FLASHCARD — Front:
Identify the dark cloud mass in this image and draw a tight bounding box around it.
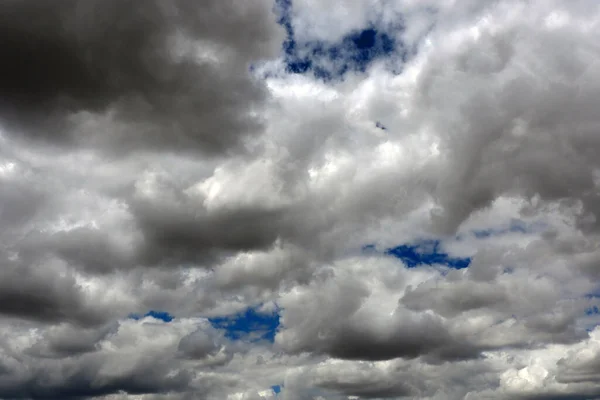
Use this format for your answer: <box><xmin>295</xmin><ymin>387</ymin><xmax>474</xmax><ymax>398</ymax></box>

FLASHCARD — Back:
<box><xmin>2</xmin><ymin>0</ymin><xmax>600</xmax><ymax>399</ymax></box>
<box><xmin>0</xmin><ymin>252</ymin><xmax>110</xmax><ymax>327</ymax></box>
<box><xmin>0</xmin><ymin>0</ymin><xmax>284</xmax><ymax>154</ymax></box>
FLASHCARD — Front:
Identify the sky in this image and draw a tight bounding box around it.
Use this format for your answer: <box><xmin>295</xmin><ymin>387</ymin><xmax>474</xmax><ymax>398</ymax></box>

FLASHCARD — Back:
<box><xmin>1</xmin><ymin>0</ymin><xmax>600</xmax><ymax>399</ymax></box>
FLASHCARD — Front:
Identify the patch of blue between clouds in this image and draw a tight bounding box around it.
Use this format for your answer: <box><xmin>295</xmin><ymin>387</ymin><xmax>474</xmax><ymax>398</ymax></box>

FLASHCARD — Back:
<box><xmin>209</xmin><ymin>306</ymin><xmax>280</xmax><ymax>343</ymax></box>
<box><xmin>271</xmin><ymin>385</ymin><xmax>282</xmax><ymax>394</ymax></box>
<box><xmin>586</xmin><ymin>306</ymin><xmax>600</xmax><ymax>316</ymax></box>
<box><xmin>385</xmin><ymin>240</ymin><xmax>471</xmax><ymax>269</ymax></box>
<box><xmin>364</xmin><ymin>241</ymin><xmax>471</xmax><ymax>269</ymax></box>
<box><xmin>274</xmin><ymin>0</ymin><xmax>403</xmax><ymax>80</ymax></box>
<box><xmin>129</xmin><ymin>310</ymin><xmax>174</xmax><ymax>323</ymax></box>
<box><xmin>365</xmin><ymin>221</ymin><xmax>547</xmax><ymax>269</ymax></box>
<box><xmin>585</xmin><ymin>293</ymin><xmax>600</xmax><ymax>316</ymax></box>
<box><xmin>584</xmin><ymin>304</ymin><xmax>600</xmax><ymax>332</ymax></box>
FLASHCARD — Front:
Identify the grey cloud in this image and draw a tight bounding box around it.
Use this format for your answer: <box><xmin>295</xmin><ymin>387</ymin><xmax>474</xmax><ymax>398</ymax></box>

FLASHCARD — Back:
<box><xmin>130</xmin><ymin>197</ymin><xmax>285</xmax><ymax>267</ymax></box>
<box><xmin>289</xmin><ymin>357</ymin><xmax>502</xmax><ymax>400</ymax></box>
<box><xmin>2</xmin><ymin>0</ymin><xmax>600</xmax><ymax>399</ymax></box>
<box><xmin>524</xmin><ymin>310</ymin><xmax>582</xmax><ymax>343</ymax></box>
<box><xmin>212</xmin><ymin>245</ymin><xmax>313</xmax><ymax>292</ymax></box>
<box><xmin>0</xmin><ymin>254</ymin><xmax>109</xmax><ymax>327</ymax></box>
<box><xmin>0</xmin><ymin>360</ymin><xmax>192</xmax><ymax>400</ymax></box>
<box><xmin>22</xmin><ymin>227</ymin><xmax>135</xmax><ymax>275</ymax></box>
<box><xmin>0</xmin><ymin>0</ymin><xmax>284</xmax><ymax>155</ymax></box>
<box><xmin>401</xmin><ymin>280</ymin><xmax>509</xmax><ymax>318</ymax></box>
<box><xmin>0</xmin><ymin>318</ymin><xmax>242</xmax><ymax>399</ymax></box>
<box><xmin>12</xmin><ymin>169</ymin><xmax>291</xmax><ymax>276</ymax></box>
<box><xmin>556</xmin><ymin>347</ymin><xmax>600</xmax><ymax>386</ymax></box>
<box><xmin>402</xmin><ymin>264</ymin><xmax>588</xmax><ymax>348</ymax></box>
<box><xmin>418</xmin><ymin>7</ymin><xmax>600</xmax><ymax>234</ymax></box>
<box><xmin>178</xmin><ymin>330</ymin><xmax>220</xmax><ymax>360</ymax></box>
<box><xmin>316</xmin><ymin>376</ymin><xmax>414</xmax><ymax>399</ymax></box>
<box><xmin>176</xmin><ymin>328</ymin><xmax>234</xmax><ymax>367</ymax></box>
<box><xmin>26</xmin><ymin>323</ymin><xmax>118</xmax><ymax>358</ymax></box>
<box><xmin>276</xmin><ymin>273</ymin><xmax>480</xmax><ymax>362</ymax></box>
<box><xmin>0</xmin><ymin>175</ymin><xmax>46</xmax><ymax>230</ymax></box>
<box><xmin>328</xmin><ymin>312</ymin><xmax>480</xmax><ymax>363</ymax></box>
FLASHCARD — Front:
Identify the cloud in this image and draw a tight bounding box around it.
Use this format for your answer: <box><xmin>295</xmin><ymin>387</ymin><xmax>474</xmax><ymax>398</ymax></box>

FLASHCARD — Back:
<box><xmin>1</xmin><ymin>0</ymin><xmax>600</xmax><ymax>399</ymax></box>
<box><xmin>0</xmin><ymin>318</ymin><xmax>197</xmax><ymax>398</ymax></box>
<box><xmin>274</xmin><ymin>258</ymin><xmax>481</xmax><ymax>362</ymax></box>
<box><xmin>0</xmin><ymin>253</ymin><xmax>110</xmax><ymax>327</ymax></box>
<box><xmin>0</xmin><ymin>0</ymin><xmax>284</xmax><ymax>155</ymax></box>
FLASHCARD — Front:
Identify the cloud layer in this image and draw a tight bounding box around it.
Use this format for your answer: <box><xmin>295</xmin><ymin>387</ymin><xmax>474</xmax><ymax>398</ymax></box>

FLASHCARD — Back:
<box><xmin>1</xmin><ymin>0</ymin><xmax>600</xmax><ymax>399</ymax></box>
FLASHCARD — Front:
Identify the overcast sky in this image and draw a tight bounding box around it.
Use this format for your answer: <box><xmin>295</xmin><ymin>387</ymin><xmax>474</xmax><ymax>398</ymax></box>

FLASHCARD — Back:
<box><xmin>1</xmin><ymin>0</ymin><xmax>600</xmax><ymax>399</ymax></box>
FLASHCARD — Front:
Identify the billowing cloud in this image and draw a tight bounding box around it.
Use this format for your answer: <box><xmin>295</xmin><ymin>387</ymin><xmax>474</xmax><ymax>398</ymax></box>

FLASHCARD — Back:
<box><xmin>0</xmin><ymin>0</ymin><xmax>284</xmax><ymax>154</ymax></box>
<box><xmin>1</xmin><ymin>0</ymin><xmax>600</xmax><ymax>399</ymax></box>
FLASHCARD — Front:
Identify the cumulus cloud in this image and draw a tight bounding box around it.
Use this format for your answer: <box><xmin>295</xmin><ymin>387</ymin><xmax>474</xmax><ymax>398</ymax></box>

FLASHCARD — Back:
<box><xmin>2</xmin><ymin>0</ymin><xmax>600</xmax><ymax>399</ymax></box>
<box><xmin>0</xmin><ymin>0</ymin><xmax>284</xmax><ymax>154</ymax></box>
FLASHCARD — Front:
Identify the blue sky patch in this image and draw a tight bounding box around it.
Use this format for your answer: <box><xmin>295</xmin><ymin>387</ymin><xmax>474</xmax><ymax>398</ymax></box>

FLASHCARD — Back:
<box><xmin>586</xmin><ymin>306</ymin><xmax>600</xmax><ymax>316</ymax></box>
<box><xmin>275</xmin><ymin>0</ymin><xmax>402</xmax><ymax>80</ymax></box>
<box><xmin>129</xmin><ymin>310</ymin><xmax>174</xmax><ymax>323</ymax></box>
<box><xmin>209</xmin><ymin>306</ymin><xmax>280</xmax><ymax>342</ymax></box>
<box><xmin>584</xmin><ymin>302</ymin><xmax>600</xmax><ymax>332</ymax></box>
<box><xmin>272</xmin><ymin>385</ymin><xmax>282</xmax><ymax>394</ymax></box>
<box><xmin>384</xmin><ymin>240</ymin><xmax>471</xmax><ymax>269</ymax></box>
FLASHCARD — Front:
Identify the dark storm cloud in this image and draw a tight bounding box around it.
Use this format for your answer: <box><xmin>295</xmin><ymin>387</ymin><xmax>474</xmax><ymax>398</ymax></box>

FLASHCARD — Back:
<box><xmin>26</xmin><ymin>323</ymin><xmax>118</xmax><ymax>358</ymax></box>
<box><xmin>21</xmin><ymin>227</ymin><xmax>134</xmax><ymax>274</ymax></box>
<box><xmin>0</xmin><ymin>0</ymin><xmax>284</xmax><ymax>154</ymax></box>
<box><xmin>317</xmin><ymin>377</ymin><xmax>414</xmax><ymax>399</ymax></box>
<box><xmin>130</xmin><ymin>197</ymin><xmax>286</xmax><ymax>267</ymax></box>
<box><xmin>0</xmin><ymin>359</ymin><xmax>192</xmax><ymax>400</ymax></box>
<box><xmin>321</xmin><ymin>313</ymin><xmax>480</xmax><ymax>362</ymax></box>
<box><xmin>0</xmin><ymin>253</ymin><xmax>109</xmax><ymax>326</ymax></box>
